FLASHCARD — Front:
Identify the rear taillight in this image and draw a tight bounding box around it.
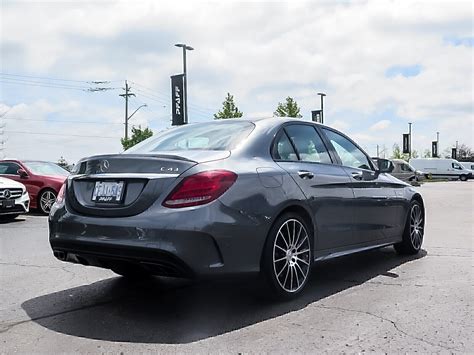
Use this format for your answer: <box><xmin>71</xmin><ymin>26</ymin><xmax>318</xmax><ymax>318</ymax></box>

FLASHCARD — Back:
<box><xmin>56</xmin><ymin>182</ymin><xmax>66</xmax><ymax>205</ymax></box>
<box><xmin>163</xmin><ymin>170</ymin><xmax>237</xmax><ymax>208</ymax></box>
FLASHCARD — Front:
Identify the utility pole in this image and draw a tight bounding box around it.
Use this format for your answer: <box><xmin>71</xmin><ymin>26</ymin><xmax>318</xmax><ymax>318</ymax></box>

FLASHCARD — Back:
<box><xmin>119</xmin><ymin>80</ymin><xmax>135</xmax><ymax>140</ymax></box>
<box><xmin>408</xmin><ymin>122</ymin><xmax>412</xmax><ymax>159</ymax></box>
<box><xmin>317</xmin><ymin>92</ymin><xmax>326</xmax><ymax>124</ymax></box>
<box><xmin>376</xmin><ymin>144</ymin><xmax>379</xmax><ymax>158</ymax></box>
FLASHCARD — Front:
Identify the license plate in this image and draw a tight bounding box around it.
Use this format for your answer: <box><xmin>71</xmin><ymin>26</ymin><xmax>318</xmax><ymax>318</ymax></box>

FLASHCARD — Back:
<box><xmin>0</xmin><ymin>199</ymin><xmax>15</xmax><ymax>209</ymax></box>
<box><xmin>91</xmin><ymin>181</ymin><xmax>125</xmax><ymax>203</ymax></box>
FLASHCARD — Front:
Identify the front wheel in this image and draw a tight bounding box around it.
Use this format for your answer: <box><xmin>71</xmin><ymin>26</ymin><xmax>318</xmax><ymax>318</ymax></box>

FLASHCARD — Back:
<box><xmin>261</xmin><ymin>213</ymin><xmax>312</xmax><ymax>300</ymax></box>
<box><xmin>38</xmin><ymin>189</ymin><xmax>57</xmax><ymax>214</ymax></box>
<box><xmin>394</xmin><ymin>200</ymin><xmax>424</xmax><ymax>255</ymax></box>
<box><xmin>459</xmin><ymin>175</ymin><xmax>468</xmax><ymax>181</ymax></box>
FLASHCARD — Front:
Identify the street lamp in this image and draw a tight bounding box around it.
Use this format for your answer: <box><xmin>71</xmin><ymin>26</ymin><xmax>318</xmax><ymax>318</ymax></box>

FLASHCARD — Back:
<box><xmin>175</xmin><ymin>43</ymin><xmax>194</xmax><ymax>124</ymax></box>
<box><xmin>317</xmin><ymin>92</ymin><xmax>326</xmax><ymax>124</ymax></box>
<box><xmin>408</xmin><ymin>122</ymin><xmax>412</xmax><ymax>158</ymax></box>
<box><xmin>125</xmin><ymin>104</ymin><xmax>147</xmax><ymax>138</ymax></box>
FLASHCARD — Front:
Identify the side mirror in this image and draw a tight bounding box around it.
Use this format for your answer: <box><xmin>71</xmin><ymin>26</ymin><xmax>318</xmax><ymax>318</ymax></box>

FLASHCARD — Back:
<box><xmin>17</xmin><ymin>168</ymin><xmax>29</xmax><ymax>178</ymax></box>
<box><xmin>377</xmin><ymin>159</ymin><xmax>394</xmax><ymax>173</ymax></box>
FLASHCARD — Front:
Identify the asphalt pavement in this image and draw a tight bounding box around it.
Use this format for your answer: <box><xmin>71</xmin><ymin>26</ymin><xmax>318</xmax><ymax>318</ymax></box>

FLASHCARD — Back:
<box><xmin>0</xmin><ymin>181</ymin><xmax>472</xmax><ymax>353</ymax></box>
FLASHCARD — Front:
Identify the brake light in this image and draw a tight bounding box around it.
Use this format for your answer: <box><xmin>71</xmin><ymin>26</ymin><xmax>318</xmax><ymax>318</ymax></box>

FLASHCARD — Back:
<box><xmin>163</xmin><ymin>170</ymin><xmax>237</xmax><ymax>208</ymax></box>
<box><xmin>56</xmin><ymin>182</ymin><xmax>66</xmax><ymax>205</ymax></box>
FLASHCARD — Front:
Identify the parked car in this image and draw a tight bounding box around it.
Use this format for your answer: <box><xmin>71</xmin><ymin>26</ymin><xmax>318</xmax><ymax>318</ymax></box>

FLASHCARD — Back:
<box><xmin>49</xmin><ymin>118</ymin><xmax>425</xmax><ymax>299</ymax></box>
<box><xmin>410</xmin><ymin>158</ymin><xmax>472</xmax><ymax>181</ymax></box>
<box><xmin>372</xmin><ymin>158</ymin><xmax>429</xmax><ymax>183</ymax></box>
<box><xmin>0</xmin><ymin>160</ymin><xmax>68</xmax><ymax>214</ymax></box>
<box><xmin>0</xmin><ymin>177</ymin><xmax>29</xmax><ymax>220</ymax></box>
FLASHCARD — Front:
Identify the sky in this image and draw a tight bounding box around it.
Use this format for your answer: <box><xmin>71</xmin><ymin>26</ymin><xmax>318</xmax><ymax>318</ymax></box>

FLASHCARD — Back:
<box><xmin>0</xmin><ymin>0</ymin><xmax>473</xmax><ymax>164</ymax></box>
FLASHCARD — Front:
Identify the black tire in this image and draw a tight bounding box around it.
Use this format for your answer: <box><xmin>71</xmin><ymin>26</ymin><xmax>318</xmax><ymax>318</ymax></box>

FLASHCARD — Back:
<box><xmin>111</xmin><ymin>264</ymin><xmax>150</xmax><ymax>278</ymax></box>
<box><xmin>261</xmin><ymin>212</ymin><xmax>312</xmax><ymax>300</ymax></box>
<box><xmin>459</xmin><ymin>175</ymin><xmax>467</xmax><ymax>181</ymax></box>
<box><xmin>38</xmin><ymin>189</ymin><xmax>57</xmax><ymax>215</ymax></box>
<box><xmin>394</xmin><ymin>200</ymin><xmax>424</xmax><ymax>255</ymax></box>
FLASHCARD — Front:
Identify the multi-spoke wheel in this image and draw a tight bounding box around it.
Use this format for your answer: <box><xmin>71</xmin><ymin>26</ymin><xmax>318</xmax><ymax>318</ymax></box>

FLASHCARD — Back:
<box><xmin>262</xmin><ymin>213</ymin><xmax>312</xmax><ymax>299</ymax></box>
<box><xmin>394</xmin><ymin>200</ymin><xmax>424</xmax><ymax>255</ymax></box>
<box><xmin>39</xmin><ymin>189</ymin><xmax>57</xmax><ymax>214</ymax></box>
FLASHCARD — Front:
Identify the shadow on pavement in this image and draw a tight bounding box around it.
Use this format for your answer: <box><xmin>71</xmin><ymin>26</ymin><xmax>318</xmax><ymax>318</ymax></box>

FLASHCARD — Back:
<box><xmin>21</xmin><ymin>247</ymin><xmax>427</xmax><ymax>344</ymax></box>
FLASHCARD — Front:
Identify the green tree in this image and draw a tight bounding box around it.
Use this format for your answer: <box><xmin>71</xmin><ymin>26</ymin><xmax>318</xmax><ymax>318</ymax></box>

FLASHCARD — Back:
<box><xmin>423</xmin><ymin>149</ymin><xmax>432</xmax><ymax>158</ymax></box>
<box><xmin>214</xmin><ymin>93</ymin><xmax>243</xmax><ymax>119</ymax></box>
<box><xmin>121</xmin><ymin>125</ymin><xmax>153</xmax><ymax>151</ymax></box>
<box><xmin>391</xmin><ymin>143</ymin><xmax>409</xmax><ymax>161</ymax></box>
<box><xmin>274</xmin><ymin>97</ymin><xmax>302</xmax><ymax>118</ymax></box>
<box><xmin>412</xmin><ymin>150</ymin><xmax>419</xmax><ymax>159</ymax></box>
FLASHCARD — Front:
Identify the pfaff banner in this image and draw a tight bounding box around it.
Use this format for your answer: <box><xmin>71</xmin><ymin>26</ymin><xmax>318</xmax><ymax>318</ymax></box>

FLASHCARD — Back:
<box><xmin>403</xmin><ymin>134</ymin><xmax>410</xmax><ymax>154</ymax></box>
<box><xmin>432</xmin><ymin>141</ymin><xmax>438</xmax><ymax>158</ymax></box>
<box><xmin>311</xmin><ymin>110</ymin><xmax>322</xmax><ymax>123</ymax></box>
<box><xmin>451</xmin><ymin>148</ymin><xmax>457</xmax><ymax>160</ymax></box>
<box><xmin>171</xmin><ymin>74</ymin><xmax>185</xmax><ymax>126</ymax></box>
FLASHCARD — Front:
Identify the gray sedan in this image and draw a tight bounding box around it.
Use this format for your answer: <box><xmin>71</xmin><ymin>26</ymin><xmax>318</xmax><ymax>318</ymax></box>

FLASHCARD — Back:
<box><xmin>49</xmin><ymin>118</ymin><xmax>425</xmax><ymax>299</ymax></box>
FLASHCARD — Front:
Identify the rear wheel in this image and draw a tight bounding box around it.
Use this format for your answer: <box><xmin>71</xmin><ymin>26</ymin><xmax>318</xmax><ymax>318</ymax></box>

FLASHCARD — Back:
<box><xmin>38</xmin><ymin>189</ymin><xmax>56</xmax><ymax>214</ymax></box>
<box><xmin>262</xmin><ymin>213</ymin><xmax>312</xmax><ymax>300</ymax></box>
<box><xmin>394</xmin><ymin>200</ymin><xmax>424</xmax><ymax>255</ymax></box>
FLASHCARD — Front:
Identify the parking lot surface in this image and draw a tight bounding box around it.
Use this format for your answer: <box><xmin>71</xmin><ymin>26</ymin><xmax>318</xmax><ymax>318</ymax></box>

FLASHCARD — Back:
<box><xmin>1</xmin><ymin>181</ymin><xmax>472</xmax><ymax>353</ymax></box>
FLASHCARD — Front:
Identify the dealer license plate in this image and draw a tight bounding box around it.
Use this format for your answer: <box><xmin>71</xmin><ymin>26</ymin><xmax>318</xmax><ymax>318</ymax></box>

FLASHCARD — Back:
<box><xmin>92</xmin><ymin>181</ymin><xmax>125</xmax><ymax>203</ymax></box>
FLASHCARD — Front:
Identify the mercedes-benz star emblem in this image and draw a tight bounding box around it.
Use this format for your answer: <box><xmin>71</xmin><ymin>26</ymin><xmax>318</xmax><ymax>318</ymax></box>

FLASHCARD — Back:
<box><xmin>3</xmin><ymin>189</ymin><xmax>11</xmax><ymax>199</ymax></box>
<box><xmin>99</xmin><ymin>160</ymin><xmax>110</xmax><ymax>172</ymax></box>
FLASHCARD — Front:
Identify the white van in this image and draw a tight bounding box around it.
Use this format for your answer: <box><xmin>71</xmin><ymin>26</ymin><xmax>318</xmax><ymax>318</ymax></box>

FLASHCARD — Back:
<box><xmin>461</xmin><ymin>161</ymin><xmax>474</xmax><ymax>171</ymax></box>
<box><xmin>409</xmin><ymin>158</ymin><xmax>472</xmax><ymax>181</ymax></box>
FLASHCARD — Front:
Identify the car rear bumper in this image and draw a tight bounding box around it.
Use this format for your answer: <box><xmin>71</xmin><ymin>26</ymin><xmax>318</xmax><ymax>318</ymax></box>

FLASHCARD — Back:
<box><xmin>49</xmin><ymin>201</ymin><xmax>270</xmax><ymax>278</ymax></box>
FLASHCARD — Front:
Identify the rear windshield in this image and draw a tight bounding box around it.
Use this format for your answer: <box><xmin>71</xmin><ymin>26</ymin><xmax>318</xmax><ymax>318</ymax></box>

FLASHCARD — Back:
<box><xmin>125</xmin><ymin>121</ymin><xmax>255</xmax><ymax>153</ymax></box>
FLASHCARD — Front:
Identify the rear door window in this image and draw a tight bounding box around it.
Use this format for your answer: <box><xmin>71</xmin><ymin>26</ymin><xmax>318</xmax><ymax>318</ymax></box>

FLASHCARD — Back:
<box><xmin>271</xmin><ymin>131</ymin><xmax>298</xmax><ymax>161</ymax></box>
<box><xmin>284</xmin><ymin>125</ymin><xmax>332</xmax><ymax>164</ymax></box>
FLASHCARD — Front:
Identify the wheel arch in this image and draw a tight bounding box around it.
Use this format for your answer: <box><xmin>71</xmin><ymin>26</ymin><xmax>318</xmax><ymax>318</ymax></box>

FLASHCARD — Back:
<box><xmin>260</xmin><ymin>202</ymin><xmax>316</xmax><ymax>266</ymax></box>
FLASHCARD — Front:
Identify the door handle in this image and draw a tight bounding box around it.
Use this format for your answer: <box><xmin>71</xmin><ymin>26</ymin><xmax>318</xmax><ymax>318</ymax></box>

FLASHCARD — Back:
<box><xmin>351</xmin><ymin>171</ymin><xmax>363</xmax><ymax>180</ymax></box>
<box><xmin>298</xmin><ymin>170</ymin><xmax>314</xmax><ymax>179</ymax></box>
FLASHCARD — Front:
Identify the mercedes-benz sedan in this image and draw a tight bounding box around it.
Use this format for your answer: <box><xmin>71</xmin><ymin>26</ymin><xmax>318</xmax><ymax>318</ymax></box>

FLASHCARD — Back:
<box><xmin>49</xmin><ymin>118</ymin><xmax>425</xmax><ymax>299</ymax></box>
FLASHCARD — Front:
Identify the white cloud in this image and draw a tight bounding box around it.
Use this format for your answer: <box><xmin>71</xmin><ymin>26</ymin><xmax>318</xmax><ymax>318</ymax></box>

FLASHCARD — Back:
<box><xmin>370</xmin><ymin>120</ymin><xmax>391</xmax><ymax>131</ymax></box>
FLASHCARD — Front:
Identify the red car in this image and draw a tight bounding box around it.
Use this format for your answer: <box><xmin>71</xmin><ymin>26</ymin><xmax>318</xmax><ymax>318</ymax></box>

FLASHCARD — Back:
<box><xmin>0</xmin><ymin>160</ymin><xmax>68</xmax><ymax>214</ymax></box>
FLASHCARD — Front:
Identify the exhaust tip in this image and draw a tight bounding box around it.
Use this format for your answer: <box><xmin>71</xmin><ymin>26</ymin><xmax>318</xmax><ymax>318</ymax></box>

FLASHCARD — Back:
<box><xmin>53</xmin><ymin>250</ymin><xmax>66</xmax><ymax>261</ymax></box>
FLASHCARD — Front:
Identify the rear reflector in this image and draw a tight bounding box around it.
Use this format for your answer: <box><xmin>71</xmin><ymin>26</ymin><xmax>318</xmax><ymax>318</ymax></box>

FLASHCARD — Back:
<box><xmin>163</xmin><ymin>170</ymin><xmax>237</xmax><ymax>208</ymax></box>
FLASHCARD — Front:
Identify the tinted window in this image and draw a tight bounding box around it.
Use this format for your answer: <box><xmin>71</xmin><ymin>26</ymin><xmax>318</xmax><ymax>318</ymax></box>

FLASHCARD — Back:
<box><xmin>400</xmin><ymin>163</ymin><xmax>413</xmax><ymax>172</ymax></box>
<box><xmin>284</xmin><ymin>125</ymin><xmax>332</xmax><ymax>163</ymax></box>
<box><xmin>272</xmin><ymin>132</ymin><xmax>298</xmax><ymax>161</ymax></box>
<box><xmin>126</xmin><ymin>121</ymin><xmax>254</xmax><ymax>153</ymax></box>
<box><xmin>0</xmin><ymin>162</ymin><xmax>20</xmax><ymax>175</ymax></box>
<box><xmin>322</xmin><ymin>128</ymin><xmax>373</xmax><ymax>170</ymax></box>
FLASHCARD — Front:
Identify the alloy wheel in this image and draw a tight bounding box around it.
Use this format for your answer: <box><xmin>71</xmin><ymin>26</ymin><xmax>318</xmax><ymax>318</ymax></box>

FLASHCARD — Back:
<box><xmin>409</xmin><ymin>204</ymin><xmax>424</xmax><ymax>250</ymax></box>
<box><xmin>40</xmin><ymin>190</ymin><xmax>56</xmax><ymax>214</ymax></box>
<box><xmin>272</xmin><ymin>219</ymin><xmax>311</xmax><ymax>293</ymax></box>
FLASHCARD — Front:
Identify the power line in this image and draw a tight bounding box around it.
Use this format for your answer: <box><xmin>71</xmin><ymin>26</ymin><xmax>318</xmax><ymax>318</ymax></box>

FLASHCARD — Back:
<box><xmin>3</xmin><ymin>117</ymin><xmax>124</xmax><ymax>125</ymax></box>
<box><xmin>0</xmin><ymin>79</ymin><xmax>90</xmax><ymax>91</ymax></box>
<box><xmin>0</xmin><ymin>72</ymin><xmax>121</xmax><ymax>84</ymax></box>
<box><xmin>4</xmin><ymin>130</ymin><xmax>120</xmax><ymax>139</ymax></box>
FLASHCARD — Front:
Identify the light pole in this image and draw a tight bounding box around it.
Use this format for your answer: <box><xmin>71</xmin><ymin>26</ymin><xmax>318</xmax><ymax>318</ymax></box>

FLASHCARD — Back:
<box><xmin>317</xmin><ymin>92</ymin><xmax>326</xmax><ymax>124</ymax></box>
<box><xmin>125</xmin><ymin>104</ymin><xmax>147</xmax><ymax>139</ymax></box>
<box><xmin>408</xmin><ymin>122</ymin><xmax>412</xmax><ymax>158</ymax></box>
<box><xmin>175</xmin><ymin>43</ymin><xmax>194</xmax><ymax>124</ymax></box>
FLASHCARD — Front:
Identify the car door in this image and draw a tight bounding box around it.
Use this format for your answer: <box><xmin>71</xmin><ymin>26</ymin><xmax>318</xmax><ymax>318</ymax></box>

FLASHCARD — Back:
<box><xmin>272</xmin><ymin>124</ymin><xmax>356</xmax><ymax>251</ymax></box>
<box><xmin>320</xmin><ymin>127</ymin><xmax>402</xmax><ymax>243</ymax></box>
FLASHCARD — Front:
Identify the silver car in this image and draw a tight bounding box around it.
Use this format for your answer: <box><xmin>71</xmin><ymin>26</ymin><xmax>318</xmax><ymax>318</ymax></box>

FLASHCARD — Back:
<box><xmin>49</xmin><ymin>118</ymin><xmax>425</xmax><ymax>299</ymax></box>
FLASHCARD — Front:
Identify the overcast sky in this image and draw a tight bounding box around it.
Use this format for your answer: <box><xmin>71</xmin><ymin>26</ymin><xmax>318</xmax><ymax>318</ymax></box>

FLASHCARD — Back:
<box><xmin>1</xmin><ymin>0</ymin><xmax>473</xmax><ymax>164</ymax></box>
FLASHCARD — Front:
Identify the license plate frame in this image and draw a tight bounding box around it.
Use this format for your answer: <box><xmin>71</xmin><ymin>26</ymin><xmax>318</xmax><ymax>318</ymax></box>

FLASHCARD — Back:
<box><xmin>91</xmin><ymin>181</ymin><xmax>125</xmax><ymax>204</ymax></box>
<box><xmin>0</xmin><ymin>199</ymin><xmax>15</xmax><ymax>209</ymax></box>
